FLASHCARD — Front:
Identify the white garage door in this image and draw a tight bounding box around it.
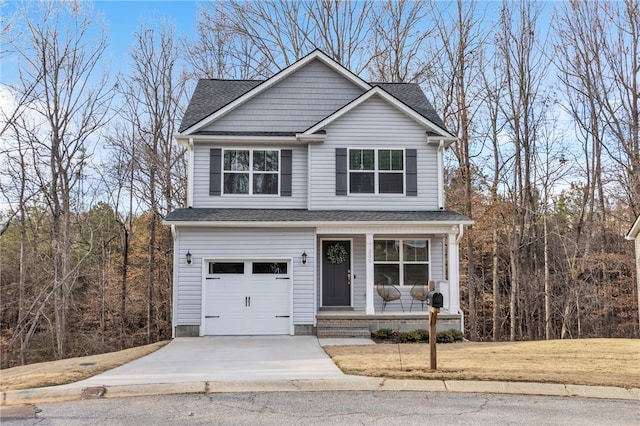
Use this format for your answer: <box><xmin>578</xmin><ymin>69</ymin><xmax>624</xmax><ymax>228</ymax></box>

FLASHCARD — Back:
<box><xmin>203</xmin><ymin>261</ymin><xmax>291</xmax><ymax>335</ymax></box>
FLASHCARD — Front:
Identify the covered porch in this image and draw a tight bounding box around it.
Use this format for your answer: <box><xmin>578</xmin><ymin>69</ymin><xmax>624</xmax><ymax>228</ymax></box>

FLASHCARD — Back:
<box><xmin>315</xmin><ymin>219</ymin><xmax>468</xmax><ymax>337</ymax></box>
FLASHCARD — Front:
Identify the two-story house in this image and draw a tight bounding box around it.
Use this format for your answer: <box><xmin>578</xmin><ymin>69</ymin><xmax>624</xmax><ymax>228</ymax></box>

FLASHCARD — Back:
<box><xmin>165</xmin><ymin>50</ymin><xmax>472</xmax><ymax>338</ymax></box>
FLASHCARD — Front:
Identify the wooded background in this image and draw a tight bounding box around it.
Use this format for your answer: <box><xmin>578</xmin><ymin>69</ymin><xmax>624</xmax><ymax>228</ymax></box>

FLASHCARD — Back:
<box><xmin>1</xmin><ymin>0</ymin><xmax>638</xmax><ymax>368</ymax></box>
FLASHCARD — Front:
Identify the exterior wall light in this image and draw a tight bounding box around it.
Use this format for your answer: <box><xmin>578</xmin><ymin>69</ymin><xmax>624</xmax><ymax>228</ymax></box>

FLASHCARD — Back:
<box><xmin>186</xmin><ymin>251</ymin><xmax>192</xmax><ymax>265</ymax></box>
<box><xmin>301</xmin><ymin>251</ymin><xmax>308</xmax><ymax>265</ymax></box>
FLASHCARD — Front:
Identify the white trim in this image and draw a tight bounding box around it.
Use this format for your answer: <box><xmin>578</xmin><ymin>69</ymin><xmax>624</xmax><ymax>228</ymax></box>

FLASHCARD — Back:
<box><xmin>447</xmin><ymin>230</ymin><xmax>461</xmax><ymax>315</ymax></box>
<box><xmin>182</xmin><ymin>50</ymin><xmax>371</xmax><ymax>135</ymax></box>
<box><xmin>347</xmin><ymin>148</ymin><xmax>406</xmax><ymax>195</ymax></box>
<box><xmin>625</xmin><ymin>215</ymin><xmax>640</xmax><ymax>239</ymax></box>
<box><xmin>175</xmin><ymin>134</ymin><xmax>300</xmax><ymax>146</ymax></box>
<box><xmin>437</xmin><ymin>140</ymin><xmax>444</xmax><ymax>209</ymax></box>
<box><xmin>427</xmin><ymin>135</ymin><xmax>457</xmax><ymax>147</ymax></box>
<box><xmin>372</xmin><ymin>238</ymin><xmax>432</xmax><ymax>287</ymax></box>
<box><xmin>187</xmin><ymin>138</ymin><xmax>194</xmax><ymax>207</ymax></box>
<box><xmin>164</xmin><ymin>221</ymin><xmax>473</xmax><ymax>230</ymax></box>
<box><xmin>319</xmin><ymin>238</ymin><xmax>354</xmax><ymax>308</ymax></box>
<box><xmin>221</xmin><ymin>148</ymin><xmax>282</xmax><ymax>196</ymax></box>
<box><xmin>303</xmin><ymin>87</ymin><xmax>453</xmax><ymax>137</ymax></box>
<box><xmin>365</xmin><ymin>233</ymin><xmax>375</xmax><ymax>314</ymax></box>
<box><xmin>312</xmin><ymin>228</ymin><xmax>318</xmax><ymax>326</ymax></box>
<box><xmin>295</xmin><ymin>133</ymin><xmax>326</xmax><ymax>143</ymax></box>
<box><xmin>307</xmin><ymin>144</ymin><xmax>312</xmax><ymax>210</ymax></box>
<box><xmin>171</xmin><ymin>225</ymin><xmax>179</xmax><ymax>337</ymax></box>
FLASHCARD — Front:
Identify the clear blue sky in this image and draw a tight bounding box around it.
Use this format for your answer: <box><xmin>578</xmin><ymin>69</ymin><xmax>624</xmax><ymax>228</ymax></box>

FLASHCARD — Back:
<box><xmin>1</xmin><ymin>1</ymin><xmax>199</xmax><ymax>81</ymax></box>
<box><xmin>94</xmin><ymin>0</ymin><xmax>198</xmax><ymax>62</ymax></box>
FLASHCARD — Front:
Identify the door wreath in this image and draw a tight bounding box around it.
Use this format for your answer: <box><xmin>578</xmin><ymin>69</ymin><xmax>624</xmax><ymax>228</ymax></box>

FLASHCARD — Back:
<box><xmin>327</xmin><ymin>243</ymin><xmax>348</xmax><ymax>264</ymax></box>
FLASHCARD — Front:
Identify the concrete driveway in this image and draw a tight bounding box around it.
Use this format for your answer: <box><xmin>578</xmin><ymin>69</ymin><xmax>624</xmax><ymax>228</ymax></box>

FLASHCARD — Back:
<box><xmin>74</xmin><ymin>336</ymin><xmax>347</xmax><ymax>387</ymax></box>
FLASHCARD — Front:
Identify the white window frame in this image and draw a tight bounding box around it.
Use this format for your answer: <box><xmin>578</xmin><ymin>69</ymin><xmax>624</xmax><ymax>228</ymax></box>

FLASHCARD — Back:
<box><xmin>222</xmin><ymin>148</ymin><xmax>281</xmax><ymax>195</ymax></box>
<box><xmin>347</xmin><ymin>148</ymin><xmax>405</xmax><ymax>195</ymax></box>
<box><xmin>373</xmin><ymin>238</ymin><xmax>431</xmax><ymax>287</ymax></box>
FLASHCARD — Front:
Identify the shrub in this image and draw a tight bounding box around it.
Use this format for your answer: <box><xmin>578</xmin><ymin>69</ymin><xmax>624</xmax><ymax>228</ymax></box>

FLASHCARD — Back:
<box><xmin>372</xmin><ymin>328</ymin><xmax>394</xmax><ymax>340</ymax></box>
<box><xmin>414</xmin><ymin>329</ymin><xmax>429</xmax><ymax>341</ymax></box>
<box><xmin>398</xmin><ymin>330</ymin><xmax>421</xmax><ymax>343</ymax></box>
<box><xmin>436</xmin><ymin>329</ymin><xmax>464</xmax><ymax>343</ymax></box>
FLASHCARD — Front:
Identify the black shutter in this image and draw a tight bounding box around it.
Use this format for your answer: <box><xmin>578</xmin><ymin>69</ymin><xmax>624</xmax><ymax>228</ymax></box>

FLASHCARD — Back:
<box><xmin>209</xmin><ymin>148</ymin><xmax>221</xmax><ymax>196</ymax></box>
<box><xmin>406</xmin><ymin>149</ymin><xmax>417</xmax><ymax>196</ymax></box>
<box><xmin>336</xmin><ymin>148</ymin><xmax>347</xmax><ymax>195</ymax></box>
<box><xmin>280</xmin><ymin>149</ymin><xmax>292</xmax><ymax>196</ymax></box>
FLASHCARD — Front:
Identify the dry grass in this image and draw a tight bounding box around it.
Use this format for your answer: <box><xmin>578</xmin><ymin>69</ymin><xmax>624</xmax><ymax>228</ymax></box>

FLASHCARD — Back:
<box><xmin>1</xmin><ymin>338</ymin><xmax>638</xmax><ymax>392</ymax></box>
<box><xmin>324</xmin><ymin>338</ymin><xmax>640</xmax><ymax>389</ymax></box>
<box><xmin>0</xmin><ymin>341</ymin><xmax>169</xmax><ymax>391</ymax></box>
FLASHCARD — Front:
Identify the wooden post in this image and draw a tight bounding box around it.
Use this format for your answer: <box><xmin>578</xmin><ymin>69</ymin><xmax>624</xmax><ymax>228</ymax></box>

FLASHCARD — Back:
<box><xmin>429</xmin><ymin>306</ymin><xmax>439</xmax><ymax>370</ymax></box>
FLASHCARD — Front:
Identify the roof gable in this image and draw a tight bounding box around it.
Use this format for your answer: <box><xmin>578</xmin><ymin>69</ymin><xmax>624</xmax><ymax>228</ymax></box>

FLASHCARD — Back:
<box><xmin>303</xmin><ymin>86</ymin><xmax>454</xmax><ymax>138</ymax></box>
<box><xmin>180</xmin><ymin>50</ymin><xmax>370</xmax><ymax>135</ymax></box>
<box><xmin>179</xmin><ymin>80</ymin><xmax>261</xmax><ymax>132</ymax></box>
<box><xmin>178</xmin><ymin>50</ymin><xmax>453</xmax><ymax>138</ymax></box>
<box><xmin>626</xmin><ymin>215</ymin><xmax>640</xmax><ymax>239</ymax></box>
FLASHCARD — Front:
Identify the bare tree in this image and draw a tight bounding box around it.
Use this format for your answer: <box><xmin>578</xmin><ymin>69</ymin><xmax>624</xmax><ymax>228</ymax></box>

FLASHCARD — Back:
<box><xmin>494</xmin><ymin>0</ymin><xmax>549</xmax><ymax>341</ymax></box>
<box><xmin>303</xmin><ymin>0</ymin><xmax>373</xmax><ymax>73</ymax></box>
<box><xmin>552</xmin><ymin>0</ymin><xmax>639</xmax><ymax>338</ymax></box>
<box><xmin>367</xmin><ymin>0</ymin><xmax>433</xmax><ymax>82</ymax></box>
<box><xmin>426</xmin><ymin>0</ymin><xmax>486</xmax><ymax>340</ymax></box>
<box><xmin>185</xmin><ymin>2</ymin><xmax>261</xmax><ymax>79</ymax></box>
<box><xmin>6</xmin><ymin>0</ymin><xmax>112</xmax><ymax>358</ymax></box>
<box><xmin>124</xmin><ymin>20</ymin><xmax>187</xmax><ymax>342</ymax></box>
<box><xmin>193</xmin><ymin>0</ymin><xmax>375</xmax><ymax>78</ymax></box>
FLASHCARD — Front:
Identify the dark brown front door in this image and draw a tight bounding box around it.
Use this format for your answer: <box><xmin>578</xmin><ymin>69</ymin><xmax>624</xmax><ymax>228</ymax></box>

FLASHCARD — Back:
<box><xmin>322</xmin><ymin>240</ymin><xmax>351</xmax><ymax>306</ymax></box>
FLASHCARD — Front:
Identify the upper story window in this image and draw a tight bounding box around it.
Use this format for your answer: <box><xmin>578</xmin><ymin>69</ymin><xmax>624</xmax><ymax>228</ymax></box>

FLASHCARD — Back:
<box><xmin>348</xmin><ymin>149</ymin><xmax>404</xmax><ymax>194</ymax></box>
<box><xmin>223</xmin><ymin>149</ymin><xmax>279</xmax><ymax>195</ymax></box>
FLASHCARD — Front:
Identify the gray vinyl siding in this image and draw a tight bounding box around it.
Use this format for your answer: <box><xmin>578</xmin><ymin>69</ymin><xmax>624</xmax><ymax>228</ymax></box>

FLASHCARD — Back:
<box><xmin>191</xmin><ymin>144</ymin><xmax>308</xmax><ymax>208</ymax></box>
<box><xmin>309</xmin><ymin>95</ymin><xmax>439</xmax><ymax>210</ymax></box>
<box><xmin>204</xmin><ymin>60</ymin><xmax>364</xmax><ymax>133</ymax></box>
<box><xmin>175</xmin><ymin>227</ymin><xmax>316</xmax><ymax>326</ymax></box>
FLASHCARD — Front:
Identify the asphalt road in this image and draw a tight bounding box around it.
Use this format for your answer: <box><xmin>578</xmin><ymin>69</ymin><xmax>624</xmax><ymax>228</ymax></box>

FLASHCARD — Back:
<box><xmin>2</xmin><ymin>391</ymin><xmax>638</xmax><ymax>425</ymax></box>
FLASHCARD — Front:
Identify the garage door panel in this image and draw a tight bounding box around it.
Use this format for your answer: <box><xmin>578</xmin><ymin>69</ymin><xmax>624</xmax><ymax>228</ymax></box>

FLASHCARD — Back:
<box><xmin>203</xmin><ymin>261</ymin><xmax>291</xmax><ymax>335</ymax></box>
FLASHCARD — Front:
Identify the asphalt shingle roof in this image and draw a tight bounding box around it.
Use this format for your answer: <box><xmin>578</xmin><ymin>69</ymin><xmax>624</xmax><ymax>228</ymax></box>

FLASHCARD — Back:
<box><xmin>179</xmin><ymin>77</ymin><xmax>450</xmax><ymax>134</ymax></box>
<box><xmin>165</xmin><ymin>208</ymin><xmax>471</xmax><ymax>224</ymax></box>
<box><xmin>179</xmin><ymin>79</ymin><xmax>261</xmax><ymax>132</ymax></box>
<box><xmin>374</xmin><ymin>83</ymin><xmax>447</xmax><ymax>132</ymax></box>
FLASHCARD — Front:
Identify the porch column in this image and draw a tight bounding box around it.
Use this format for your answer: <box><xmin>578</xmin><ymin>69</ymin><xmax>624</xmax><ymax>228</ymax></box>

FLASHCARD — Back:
<box><xmin>365</xmin><ymin>233</ymin><xmax>375</xmax><ymax>314</ymax></box>
<box><xmin>448</xmin><ymin>230</ymin><xmax>461</xmax><ymax>315</ymax></box>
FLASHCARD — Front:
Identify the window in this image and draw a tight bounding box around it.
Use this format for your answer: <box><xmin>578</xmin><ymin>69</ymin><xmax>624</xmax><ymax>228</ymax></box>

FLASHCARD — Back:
<box><xmin>208</xmin><ymin>262</ymin><xmax>245</xmax><ymax>274</ymax></box>
<box><xmin>252</xmin><ymin>262</ymin><xmax>288</xmax><ymax>274</ymax></box>
<box><xmin>223</xmin><ymin>149</ymin><xmax>279</xmax><ymax>195</ymax></box>
<box><xmin>348</xmin><ymin>149</ymin><xmax>404</xmax><ymax>194</ymax></box>
<box><xmin>374</xmin><ymin>239</ymin><xmax>429</xmax><ymax>286</ymax></box>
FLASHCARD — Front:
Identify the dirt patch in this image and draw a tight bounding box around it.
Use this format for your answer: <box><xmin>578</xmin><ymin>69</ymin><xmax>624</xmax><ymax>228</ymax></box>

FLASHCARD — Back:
<box><xmin>323</xmin><ymin>338</ymin><xmax>640</xmax><ymax>389</ymax></box>
<box><xmin>0</xmin><ymin>341</ymin><xmax>169</xmax><ymax>391</ymax></box>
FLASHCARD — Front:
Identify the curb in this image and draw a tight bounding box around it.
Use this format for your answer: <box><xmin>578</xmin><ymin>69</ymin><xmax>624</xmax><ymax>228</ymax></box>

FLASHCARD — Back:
<box><xmin>3</xmin><ymin>378</ymin><xmax>639</xmax><ymax>406</ymax></box>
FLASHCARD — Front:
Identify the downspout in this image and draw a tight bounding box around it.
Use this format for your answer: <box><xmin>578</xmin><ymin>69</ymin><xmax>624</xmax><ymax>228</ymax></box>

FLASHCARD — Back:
<box><xmin>437</xmin><ymin>140</ymin><xmax>445</xmax><ymax>209</ymax></box>
<box><xmin>187</xmin><ymin>138</ymin><xmax>194</xmax><ymax>207</ymax></box>
<box><xmin>456</xmin><ymin>223</ymin><xmax>465</xmax><ymax>333</ymax></box>
<box><xmin>171</xmin><ymin>224</ymin><xmax>178</xmax><ymax>338</ymax></box>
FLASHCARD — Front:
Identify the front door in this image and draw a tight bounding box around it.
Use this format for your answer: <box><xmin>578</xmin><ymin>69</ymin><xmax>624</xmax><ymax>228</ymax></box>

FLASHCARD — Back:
<box><xmin>322</xmin><ymin>240</ymin><xmax>351</xmax><ymax>306</ymax></box>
